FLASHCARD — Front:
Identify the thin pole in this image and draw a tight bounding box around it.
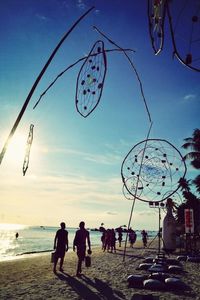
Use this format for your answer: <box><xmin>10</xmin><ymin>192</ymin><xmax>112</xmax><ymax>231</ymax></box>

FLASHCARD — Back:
<box><xmin>158</xmin><ymin>207</ymin><xmax>161</xmax><ymax>254</ymax></box>
<box><xmin>0</xmin><ymin>6</ymin><xmax>94</xmax><ymax>165</ymax></box>
<box><xmin>123</xmin><ymin>122</ymin><xmax>153</xmax><ymax>261</ymax></box>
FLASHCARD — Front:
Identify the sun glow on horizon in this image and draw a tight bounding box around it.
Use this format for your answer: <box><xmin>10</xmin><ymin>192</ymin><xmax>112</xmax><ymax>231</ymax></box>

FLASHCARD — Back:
<box><xmin>0</xmin><ymin>223</ymin><xmax>27</xmax><ymax>230</ymax></box>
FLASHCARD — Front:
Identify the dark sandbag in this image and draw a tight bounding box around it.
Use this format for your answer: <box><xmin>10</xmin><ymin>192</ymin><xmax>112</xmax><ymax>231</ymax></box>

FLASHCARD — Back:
<box><xmin>143</xmin><ymin>279</ymin><xmax>166</xmax><ymax>290</ymax></box>
<box><xmin>127</xmin><ymin>274</ymin><xmax>147</xmax><ymax>288</ymax></box>
<box><xmin>137</xmin><ymin>263</ymin><xmax>152</xmax><ymax>270</ymax></box>
<box><xmin>165</xmin><ymin>277</ymin><xmax>188</xmax><ymax>290</ymax></box>
<box><xmin>167</xmin><ymin>265</ymin><xmax>183</xmax><ymax>273</ymax></box>
<box><xmin>148</xmin><ymin>264</ymin><xmax>167</xmax><ymax>273</ymax></box>
<box><xmin>153</xmin><ymin>258</ymin><xmax>167</xmax><ymax>264</ymax></box>
<box><xmin>149</xmin><ymin>272</ymin><xmax>170</xmax><ymax>282</ymax></box>
<box><xmin>177</xmin><ymin>255</ymin><xmax>187</xmax><ymax>262</ymax></box>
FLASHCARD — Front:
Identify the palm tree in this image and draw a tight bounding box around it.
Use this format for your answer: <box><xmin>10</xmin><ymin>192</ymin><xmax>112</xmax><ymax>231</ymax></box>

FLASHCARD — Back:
<box><xmin>176</xmin><ymin>129</ymin><xmax>200</xmax><ymax>233</ymax></box>
<box><xmin>193</xmin><ymin>175</ymin><xmax>200</xmax><ymax>194</ymax></box>
<box><xmin>178</xmin><ymin>177</ymin><xmax>191</xmax><ymax>193</ymax></box>
<box><xmin>182</xmin><ymin>128</ymin><xmax>200</xmax><ymax>169</ymax></box>
<box><xmin>182</xmin><ymin>128</ymin><xmax>200</xmax><ymax>195</ymax></box>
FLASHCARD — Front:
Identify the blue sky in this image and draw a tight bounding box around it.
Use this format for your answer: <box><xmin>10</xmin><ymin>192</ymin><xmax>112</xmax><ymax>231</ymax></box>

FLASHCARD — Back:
<box><xmin>0</xmin><ymin>0</ymin><xmax>199</xmax><ymax>230</ymax></box>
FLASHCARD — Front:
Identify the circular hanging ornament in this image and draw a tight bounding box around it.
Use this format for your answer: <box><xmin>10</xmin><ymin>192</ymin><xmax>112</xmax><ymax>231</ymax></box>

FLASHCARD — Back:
<box><xmin>121</xmin><ymin>139</ymin><xmax>187</xmax><ymax>202</ymax></box>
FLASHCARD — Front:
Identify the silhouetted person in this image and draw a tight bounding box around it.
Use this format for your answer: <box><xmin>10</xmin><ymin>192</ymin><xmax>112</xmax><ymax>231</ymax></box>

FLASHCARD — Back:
<box><xmin>101</xmin><ymin>230</ymin><xmax>106</xmax><ymax>250</ymax></box>
<box><xmin>15</xmin><ymin>232</ymin><xmax>19</xmax><ymax>239</ymax></box>
<box><xmin>141</xmin><ymin>229</ymin><xmax>148</xmax><ymax>248</ymax></box>
<box><xmin>110</xmin><ymin>229</ymin><xmax>116</xmax><ymax>253</ymax></box>
<box><xmin>118</xmin><ymin>230</ymin><xmax>123</xmax><ymax>247</ymax></box>
<box><xmin>73</xmin><ymin>221</ymin><xmax>91</xmax><ymax>277</ymax></box>
<box><xmin>129</xmin><ymin>229</ymin><xmax>137</xmax><ymax>248</ymax></box>
<box><xmin>53</xmin><ymin>222</ymin><xmax>68</xmax><ymax>273</ymax></box>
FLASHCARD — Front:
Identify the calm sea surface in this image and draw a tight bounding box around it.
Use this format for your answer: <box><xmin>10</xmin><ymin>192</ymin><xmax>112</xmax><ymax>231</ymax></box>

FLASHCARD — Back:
<box><xmin>0</xmin><ymin>224</ymin><xmax>156</xmax><ymax>261</ymax></box>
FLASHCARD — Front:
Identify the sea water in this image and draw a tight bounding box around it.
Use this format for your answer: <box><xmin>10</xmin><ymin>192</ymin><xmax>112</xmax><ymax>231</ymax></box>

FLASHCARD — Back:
<box><xmin>0</xmin><ymin>224</ymin><xmax>156</xmax><ymax>261</ymax></box>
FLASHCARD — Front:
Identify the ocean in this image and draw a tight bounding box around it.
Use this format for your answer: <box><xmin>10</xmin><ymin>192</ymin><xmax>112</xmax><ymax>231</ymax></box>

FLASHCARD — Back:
<box><xmin>0</xmin><ymin>224</ymin><xmax>157</xmax><ymax>261</ymax></box>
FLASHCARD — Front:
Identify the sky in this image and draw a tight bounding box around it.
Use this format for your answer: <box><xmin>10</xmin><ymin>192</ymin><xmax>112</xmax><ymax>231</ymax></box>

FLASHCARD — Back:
<box><xmin>0</xmin><ymin>0</ymin><xmax>199</xmax><ymax>230</ymax></box>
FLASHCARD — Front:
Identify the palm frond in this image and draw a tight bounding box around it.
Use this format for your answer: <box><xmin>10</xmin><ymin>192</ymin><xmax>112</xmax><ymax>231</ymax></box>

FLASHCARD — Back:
<box><xmin>182</xmin><ymin>142</ymin><xmax>194</xmax><ymax>149</ymax></box>
<box><xmin>193</xmin><ymin>175</ymin><xmax>200</xmax><ymax>194</ymax></box>
<box><xmin>183</xmin><ymin>152</ymin><xmax>200</xmax><ymax>161</ymax></box>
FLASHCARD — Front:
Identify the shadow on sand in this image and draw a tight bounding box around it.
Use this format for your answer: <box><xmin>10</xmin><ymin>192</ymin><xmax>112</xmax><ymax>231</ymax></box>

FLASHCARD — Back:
<box><xmin>55</xmin><ymin>271</ymin><xmax>126</xmax><ymax>299</ymax></box>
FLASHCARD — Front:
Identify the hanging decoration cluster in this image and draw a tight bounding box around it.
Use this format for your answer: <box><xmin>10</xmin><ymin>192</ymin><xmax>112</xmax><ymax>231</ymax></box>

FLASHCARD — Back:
<box><xmin>148</xmin><ymin>0</ymin><xmax>200</xmax><ymax>72</ymax></box>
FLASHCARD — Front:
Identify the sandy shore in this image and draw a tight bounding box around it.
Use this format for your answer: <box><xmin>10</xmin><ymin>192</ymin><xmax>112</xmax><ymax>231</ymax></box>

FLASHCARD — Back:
<box><xmin>0</xmin><ymin>239</ymin><xmax>200</xmax><ymax>300</ymax></box>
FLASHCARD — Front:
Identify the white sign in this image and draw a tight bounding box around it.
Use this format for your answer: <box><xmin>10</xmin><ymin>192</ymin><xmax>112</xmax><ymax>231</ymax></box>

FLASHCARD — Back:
<box><xmin>184</xmin><ymin>209</ymin><xmax>194</xmax><ymax>234</ymax></box>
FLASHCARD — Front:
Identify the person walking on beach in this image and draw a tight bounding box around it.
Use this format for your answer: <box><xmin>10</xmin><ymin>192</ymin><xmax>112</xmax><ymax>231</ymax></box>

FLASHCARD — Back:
<box><xmin>129</xmin><ymin>229</ymin><xmax>137</xmax><ymax>248</ymax></box>
<box><xmin>141</xmin><ymin>229</ymin><xmax>148</xmax><ymax>248</ymax></box>
<box><xmin>118</xmin><ymin>229</ymin><xmax>123</xmax><ymax>247</ymax></box>
<box><xmin>73</xmin><ymin>221</ymin><xmax>91</xmax><ymax>277</ymax></box>
<box><xmin>53</xmin><ymin>222</ymin><xmax>68</xmax><ymax>273</ymax></box>
<box><xmin>110</xmin><ymin>228</ymin><xmax>116</xmax><ymax>253</ymax></box>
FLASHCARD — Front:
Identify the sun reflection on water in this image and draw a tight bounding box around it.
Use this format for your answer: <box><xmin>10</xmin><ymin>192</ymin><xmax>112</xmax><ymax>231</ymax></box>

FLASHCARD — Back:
<box><xmin>0</xmin><ymin>223</ymin><xmax>27</xmax><ymax>259</ymax></box>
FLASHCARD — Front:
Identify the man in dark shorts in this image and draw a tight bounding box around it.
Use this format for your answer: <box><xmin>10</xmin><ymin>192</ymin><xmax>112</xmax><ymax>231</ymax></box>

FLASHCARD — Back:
<box><xmin>53</xmin><ymin>222</ymin><xmax>68</xmax><ymax>273</ymax></box>
<box><xmin>73</xmin><ymin>221</ymin><xmax>91</xmax><ymax>277</ymax></box>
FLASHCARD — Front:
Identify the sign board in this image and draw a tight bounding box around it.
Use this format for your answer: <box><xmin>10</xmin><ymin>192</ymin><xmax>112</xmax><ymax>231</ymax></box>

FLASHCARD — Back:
<box><xmin>184</xmin><ymin>209</ymin><xmax>194</xmax><ymax>234</ymax></box>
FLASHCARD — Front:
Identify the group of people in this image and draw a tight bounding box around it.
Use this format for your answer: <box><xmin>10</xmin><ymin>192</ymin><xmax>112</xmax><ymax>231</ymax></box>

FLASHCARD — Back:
<box><xmin>100</xmin><ymin>228</ymin><xmax>117</xmax><ymax>252</ymax></box>
<box><xmin>53</xmin><ymin>221</ymin><xmax>91</xmax><ymax>277</ymax></box>
<box><xmin>53</xmin><ymin>222</ymin><xmax>148</xmax><ymax>276</ymax></box>
<box><xmin>100</xmin><ymin>227</ymin><xmax>140</xmax><ymax>251</ymax></box>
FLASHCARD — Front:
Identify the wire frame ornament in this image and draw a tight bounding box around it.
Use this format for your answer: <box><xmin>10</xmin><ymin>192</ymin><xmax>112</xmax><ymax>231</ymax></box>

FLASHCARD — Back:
<box><xmin>23</xmin><ymin>124</ymin><xmax>34</xmax><ymax>176</ymax></box>
<box><xmin>75</xmin><ymin>40</ymin><xmax>107</xmax><ymax>117</ymax></box>
<box><xmin>122</xmin><ymin>178</ymin><xmax>143</xmax><ymax>200</ymax></box>
<box><xmin>148</xmin><ymin>0</ymin><xmax>167</xmax><ymax>55</ymax></box>
<box><xmin>121</xmin><ymin>139</ymin><xmax>187</xmax><ymax>202</ymax></box>
<box><xmin>167</xmin><ymin>0</ymin><xmax>200</xmax><ymax>72</ymax></box>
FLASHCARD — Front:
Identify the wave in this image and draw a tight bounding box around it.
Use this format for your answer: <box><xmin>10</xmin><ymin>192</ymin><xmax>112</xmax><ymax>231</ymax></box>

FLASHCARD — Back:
<box><xmin>16</xmin><ymin>249</ymin><xmax>53</xmax><ymax>256</ymax></box>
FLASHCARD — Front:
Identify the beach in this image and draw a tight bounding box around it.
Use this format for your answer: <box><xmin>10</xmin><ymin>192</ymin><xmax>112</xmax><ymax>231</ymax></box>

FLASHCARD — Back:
<box><xmin>1</xmin><ymin>239</ymin><xmax>200</xmax><ymax>300</ymax></box>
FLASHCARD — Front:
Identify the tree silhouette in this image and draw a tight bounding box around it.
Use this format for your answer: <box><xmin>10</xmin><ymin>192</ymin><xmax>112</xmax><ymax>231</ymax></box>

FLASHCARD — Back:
<box><xmin>176</xmin><ymin>129</ymin><xmax>200</xmax><ymax>233</ymax></box>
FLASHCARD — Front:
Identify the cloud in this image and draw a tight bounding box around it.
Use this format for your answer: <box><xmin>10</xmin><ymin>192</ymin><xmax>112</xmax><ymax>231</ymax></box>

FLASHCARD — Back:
<box><xmin>106</xmin><ymin>211</ymin><xmax>118</xmax><ymax>215</ymax></box>
<box><xmin>183</xmin><ymin>94</ymin><xmax>197</xmax><ymax>101</ymax></box>
<box><xmin>39</xmin><ymin>145</ymin><xmax>122</xmax><ymax>165</ymax></box>
<box><xmin>76</xmin><ymin>0</ymin><xmax>86</xmax><ymax>10</ymax></box>
<box><xmin>35</xmin><ymin>14</ymin><xmax>48</xmax><ymax>21</ymax></box>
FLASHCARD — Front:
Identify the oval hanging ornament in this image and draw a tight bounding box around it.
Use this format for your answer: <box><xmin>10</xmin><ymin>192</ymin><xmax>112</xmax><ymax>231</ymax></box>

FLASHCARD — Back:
<box><xmin>147</xmin><ymin>0</ymin><xmax>167</xmax><ymax>55</ymax></box>
<box><xmin>23</xmin><ymin>124</ymin><xmax>34</xmax><ymax>176</ymax></box>
<box><xmin>121</xmin><ymin>139</ymin><xmax>187</xmax><ymax>202</ymax></box>
<box><xmin>75</xmin><ymin>40</ymin><xmax>107</xmax><ymax>117</ymax></box>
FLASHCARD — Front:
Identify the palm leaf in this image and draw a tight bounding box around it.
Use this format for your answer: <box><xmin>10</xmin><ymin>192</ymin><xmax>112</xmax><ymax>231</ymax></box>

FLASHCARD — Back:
<box><xmin>193</xmin><ymin>175</ymin><xmax>200</xmax><ymax>194</ymax></box>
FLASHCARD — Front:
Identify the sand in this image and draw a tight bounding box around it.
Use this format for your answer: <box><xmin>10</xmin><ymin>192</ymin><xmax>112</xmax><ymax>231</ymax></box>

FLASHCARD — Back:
<box><xmin>0</xmin><ymin>239</ymin><xmax>200</xmax><ymax>300</ymax></box>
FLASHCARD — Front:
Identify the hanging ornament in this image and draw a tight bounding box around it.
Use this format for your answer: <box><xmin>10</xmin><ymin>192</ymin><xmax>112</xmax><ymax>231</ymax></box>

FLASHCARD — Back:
<box><xmin>23</xmin><ymin>124</ymin><xmax>34</xmax><ymax>176</ymax></box>
<box><xmin>121</xmin><ymin>139</ymin><xmax>187</xmax><ymax>202</ymax></box>
<box><xmin>147</xmin><ymin>0</ymin><xmax>167</xmax><ymax>54</ymax></box>
<box><xmin>75</xmin><ymin>40</ymin><xmax>107</xmax><ymax>117</ymax></box>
